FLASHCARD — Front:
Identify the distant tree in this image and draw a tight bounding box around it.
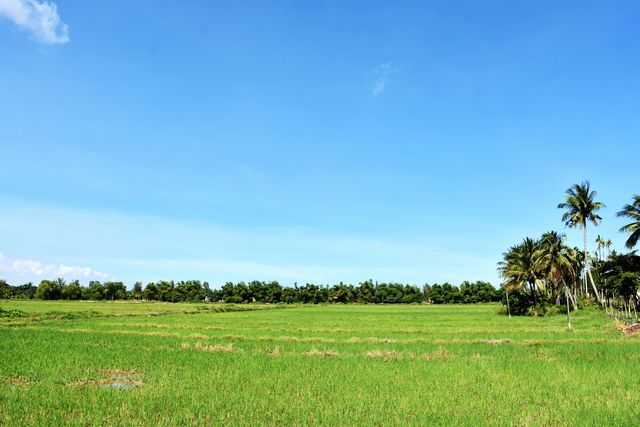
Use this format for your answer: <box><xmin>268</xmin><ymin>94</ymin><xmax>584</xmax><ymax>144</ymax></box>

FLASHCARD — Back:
<box><xmin>459</xmin><ymin>281</ymin><xmax>478</xmax><ymax>304</ymax></box>
<box><xmin>202</xmin><ymin>282</ymin><xmax>216</xmax><ymax>301</ymax></box>
<box><xmin>401</xmin><ymin>284</ymin><xmax>423</xmax><ymax>303</ymax></box>
<box><xmin>441</xmin><ymin>283</ymin><xmax>460</xmax><ymax>303</ymax></box>
<box><xmin>0</xmin><ymin>279</ymin><xmax>8</xmax><ymax>299</ymax></box>
<box><xmin>357</xmin><ymin>280</ymin><xmax>375</xmax><ymax>303</ymax></box>
<box><xmin>265</xmin><ymin>281</ymin><xmax>283</xmax><ymax>303</ymax></box>
<box><xmin>298</xmin><ymin>283</ymin><xmax>324</xmax><ymax>304</ymax></box>
<box><xmin>36</xmin><ymin>279</ymin><xmax>63</xmax><ymax>300</ymax></box>
<box><xmin>85</xmin><ymin>281</ymin><xmax>105</xmax><ymax>300</ymax></box>
<box><xmin>247</xmin><ymin>281</ymin><xmax>267</xmax><ymax>302</ymax></box>
<box><xmin>143</xmin><ymin>283</ymin><xmax>159</xmax><ymax>301</ymax></box>
<box><xmin>11</xmin><ymin>282</ymin><xmax>37</xmax><ymax>299</ymax></box>
<box><xmin>281</xmin><ymin>286</ymin><xmax>299</xmax><ymax>303</ymax></box>
<box><xmin>130</xmin><ymin>282</ymin><xmax>143</xmax><ymax>300</ymax></box>
<box><xmin>103</xmin><ymin>281</ymin><xmax>127</xmax><ymax>300</ymax></box>
<box><xmin>422</xmin><ymin>283</ymin><xmax>431</xmax><ymax>301</ymax></box>
<box><xmin>61</xmin><ymin>280</ymin><xmax>82</xmax><ymax>300</ymax></box>
<box><xmin>428</xmin><ymin>284</ymin><xmax>443</xmax><ymax>304</ymax></box>
<box><xmin>175</xmin><ymin>280</ymin><xmax>205</xmax><ymax>302</ymax></box>
<box><xmin>330</xmin><ymin>282</ymin><xmax>354</xmax><ymax>303</ymax></box>
<box><xmin>155</xmin><ymin>281</ymin><xmax>176</xmax><ymax>302</ymax></box>
<box><xmin>234</xmin><ymin>282</ymin><xmax>250</xmax><ymax>303</ymax></box>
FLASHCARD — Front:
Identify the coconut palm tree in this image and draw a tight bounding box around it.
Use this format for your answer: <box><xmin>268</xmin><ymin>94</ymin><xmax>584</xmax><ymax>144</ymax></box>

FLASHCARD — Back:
<box><xmin>498</xmin><ymin>237</ymin><xmax>545</xmax><ymax>304</ymax></box>
<box><xmin>617</xmin><ymin>195</ymin><xmax>640</xmax><ymax>249</ymax></box>
<box><xmin>595</xmin><ymin>235</ymin><xmax>605</xmax><ymax>261</ymax></box>
<box><xmin>540</xmin><ymin>231</ymin><xmax>575</xmax><ymax>300</ymax></box>
<box><xmin>540</xmin><ymin>231</ymin><xmax>575</xmax><ymax>329</ymax></box>
<box><xmin>558</xmin><ymin>181</ymin><xmax>605</xmax><ymax>300</ymax></box>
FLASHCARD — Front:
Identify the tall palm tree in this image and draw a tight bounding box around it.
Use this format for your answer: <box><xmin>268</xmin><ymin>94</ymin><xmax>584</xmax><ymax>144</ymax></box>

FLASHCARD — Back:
<box><xmin>617</xmin><ymin>195</ymin><xmax>640</xmax><ymax>249</ymax></box>
<box><xmin>498</xmin><ymin>237</ymin><xmax>545</xmax><ymax>304</ymax></box>
<box><xmin>558</xmin><ymin>181</ymin><xmax>605</xmax><ymax>299</ymax></box>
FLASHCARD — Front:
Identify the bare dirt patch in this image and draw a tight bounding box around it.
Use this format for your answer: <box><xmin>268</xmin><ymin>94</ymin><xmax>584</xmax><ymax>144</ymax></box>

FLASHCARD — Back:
<box><xmin>365</xmin><ymin>350</ymin><xmax>402</xmax><ymax>361</ymax></box>
<box><xmin>97</xmin><ymin>368</ymin><xmax>140</xmax><ymax>376</ymax></box>
<box><xmin>304</xmin><ymin>348</ymin><xmax>339</xmax><ymax>357</ymax></box>
<box><xmin>4</xmin><ymin>376</ymin><xmax>33</xmax><ymax>389</ymax></box>
<box><xmin>350</xmin><ymin>337</ymin><xmax>397</xmax><ymax>344</ymax></box>
<box><xmin>192</xmin><ymin>341</ymin><xmax>234</xmax><ymax>353</ymax></box>
<box><xmin>422</xmin><ymin>347</ymin><xmax>452</xmax><ymax>361</ymax></box>
<box><xmin>266</xmin><ymin>346</ymin><xmax>282</xmax><ymax>356</ymax></box>
<box><xmin>483</xmin><ymin>339</ymin><xmax>512</xmax><ymax>345</ymax></box>
<box><xmin>187</xmin><ymin>333</ymin><xmax>209</xmax><ymax>339</ymax></box>
<box><xmin>282</xmin><ymin>336</ymin><xmax>335</xmax><ymax>343</ymax></box>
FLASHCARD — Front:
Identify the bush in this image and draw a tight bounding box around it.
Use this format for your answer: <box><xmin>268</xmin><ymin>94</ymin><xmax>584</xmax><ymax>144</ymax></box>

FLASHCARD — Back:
<box><xmin>501</xmin><ymin>290</ymin><xmax>532</xmax><ymax>316</ymax></box>
<box><xmin>527</xmin><ymin>303</ymin><xmax>563</xmax><ymax>317</ymax></box>
<box><xmin>0</xmin><ymin>308</ymin><xmax>28</xmax><ymax>318</ymax></box>
<box><xmin>500</xmin><ymin>290</ymin><xmax>565</xmax><ymax>316</ymax></box>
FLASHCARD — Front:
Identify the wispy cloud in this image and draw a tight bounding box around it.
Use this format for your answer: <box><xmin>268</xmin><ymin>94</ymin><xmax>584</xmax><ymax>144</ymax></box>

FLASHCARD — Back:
<box><xmin>0</xmin><ymin>252</ymin><xmax>107</xmax><ymax>281</ymax></box>
<box><xmin>0</xmin><ymin>199</ymin><xmax>499</xmax><ymax>286</ymax></box>
<box><xmin>0</xmin><ymin>0</ymin><xmax>69</xmax><ymax>44</ymax></box>
<box><xmin>371</xmin><ymin>62</ymin><xmax>395</xmax><ymax>97</ymax></box>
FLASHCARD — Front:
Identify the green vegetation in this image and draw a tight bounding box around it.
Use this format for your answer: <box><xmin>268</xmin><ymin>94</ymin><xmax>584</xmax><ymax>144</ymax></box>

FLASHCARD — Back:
<box><xmin>499</xmin><ymin>182</ymin><xmax>640</xmax><ymax>321</ymax></box>
<box><xmin>617</xmin><ymin>194</ymin><xmax>640</xmax><ymax>249</ymax></box>
<box><xmin>1</xmin><ymin>301</ymin><xmax>638</xmax><ymax>426</ymax></box>
<box><xmin>0</xmin><ymin>278</ymin><xmax>501</xmax><ymax>304</ymax></box>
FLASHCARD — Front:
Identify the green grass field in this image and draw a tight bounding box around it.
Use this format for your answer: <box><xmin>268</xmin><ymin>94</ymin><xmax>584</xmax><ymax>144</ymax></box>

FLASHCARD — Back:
<box><xmin>1</xmin><ymin>301</ymin><xmax>639</xmax><ymax>426</ymax></box>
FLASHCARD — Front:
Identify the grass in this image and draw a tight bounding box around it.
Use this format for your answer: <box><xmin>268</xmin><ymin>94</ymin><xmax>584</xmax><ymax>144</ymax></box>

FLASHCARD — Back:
<box><xmin>1</xmin><ymin>300</ymin><xmax>640</xmax><ymax>425</ymax></box>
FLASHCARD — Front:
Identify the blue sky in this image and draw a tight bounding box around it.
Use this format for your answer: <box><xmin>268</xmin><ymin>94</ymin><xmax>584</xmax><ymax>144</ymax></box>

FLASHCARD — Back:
<box><xmin>1</xmin><ymin>0</ymin><xmax>639</xmax><ymax>287</ymax></box>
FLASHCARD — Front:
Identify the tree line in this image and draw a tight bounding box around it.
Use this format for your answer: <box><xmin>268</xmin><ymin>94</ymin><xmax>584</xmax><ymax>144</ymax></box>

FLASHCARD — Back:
<box><xmin>499</xmin><ymin>182</ymin><xmax>640</xmax><ymax>323</ymax></box>
<box><xmin>0</xmin><ymin>278</ymin><xmax>501</xmax><ymax>304</ymax></box>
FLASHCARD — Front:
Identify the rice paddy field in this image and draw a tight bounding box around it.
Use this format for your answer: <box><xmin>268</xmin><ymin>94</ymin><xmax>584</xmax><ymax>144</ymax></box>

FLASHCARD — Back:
<box><xmin>1</xmin><ymin>301</ymin><xmax>639</xmax><ymax>426</ymax></box>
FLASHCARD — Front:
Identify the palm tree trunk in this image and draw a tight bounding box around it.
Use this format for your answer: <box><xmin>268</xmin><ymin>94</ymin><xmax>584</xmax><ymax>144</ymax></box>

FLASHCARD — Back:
<box><xmin>586</xmin><ymin>268</ymin><xmax>603</xmax><ymax>305</ymax></box>
<box><xmin>530</xmin><ymin>281</ymin><xmax>537</xmax><ymax>305</ymax></box>
<box><xmin>583</xmin><ymin>225</ymin><xmax>589</xmax><ymax>294</ymax></box>
<box><xmin>583</xmin><ymin>225</ymin><xmax>602</xmax><ymax>304</ymax></box>
<box><xmin>565</xmin><ymin>286</ymin><xmax>572</xmax><ymax>331</ymax></box>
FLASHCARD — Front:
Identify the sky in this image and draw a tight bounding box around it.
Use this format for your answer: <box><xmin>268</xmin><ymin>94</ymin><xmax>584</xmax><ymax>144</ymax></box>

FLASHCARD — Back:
<box><xmin>1</xmin><ymin>0</ymin><xmax>639</xmax><ymax>288</ymax></box>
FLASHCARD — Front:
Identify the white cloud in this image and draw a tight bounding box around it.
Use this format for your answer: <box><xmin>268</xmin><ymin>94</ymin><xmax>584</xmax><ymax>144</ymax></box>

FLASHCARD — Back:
<box><xmin>0</xmin><ymin>0</ymin><xmax>69</xmax><ymax>44</ymax></box>
<box><xmin>0</xmin><ymin>252</ymin><xmax>107</xmax><ymax>280</ymax></box>
<box><xmin>371</xmin><ymin>62</ymin><xmax>394</xmax><ymax>97</ymax></box>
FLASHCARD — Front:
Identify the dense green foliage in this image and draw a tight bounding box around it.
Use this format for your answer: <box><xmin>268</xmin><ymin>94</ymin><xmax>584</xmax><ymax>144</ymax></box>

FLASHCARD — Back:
<box><xmin>1</xmin><ymin>301</ymin><xmax>637</xmax><ymax>425</ymax></box>
<box><xmin>1</xmin><ymin>278</ymin><xmax>501</xmax><ymax>304</ymax></box>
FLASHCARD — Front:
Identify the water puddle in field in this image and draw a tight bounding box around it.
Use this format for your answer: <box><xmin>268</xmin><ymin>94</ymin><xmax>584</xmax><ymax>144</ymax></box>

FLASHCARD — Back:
<box><xmin>101</xmin><ymin>381</ymin><xmax>138</xmax><ymax>389</ymax></box>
